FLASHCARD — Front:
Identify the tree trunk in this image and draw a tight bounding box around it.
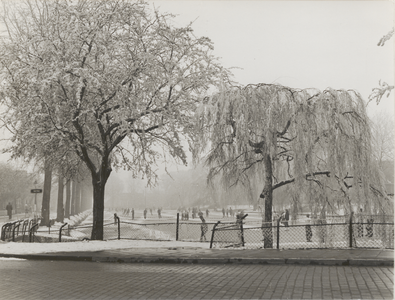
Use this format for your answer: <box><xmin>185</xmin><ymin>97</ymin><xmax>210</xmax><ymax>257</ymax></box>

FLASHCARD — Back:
<box><xmin>91</xmin><ymin>180</ymin><xmax>105</xmax><ymax>240</ymax></box>
<box><xmin>90</xmin><ymin>159</ymin><xmax>112</xmax><ymax>240</ymax></box>
<box><xmin>56</xmin><ymin>174</ymin><xmax>64</xmax><ymax>222</ymax></box>
<box><xmin>65</xmin><ymin>180</ymin><xmax>71</xmax><ymax>218</ymax></box>
<box><xmin>75</xmin><ymin>181</ymin><xmax>81</xmax><ymax>214</ymax></box>
<box><xmin>71</xmin><ymin>179</ymin><xmax>76</xmax><ymax>216</ymax></box>
<box><xmin>260</xmin><ymin>152</ymin><xmax>274</xmax><ymax>248</ymax></box>
<box><xmin>41</xmin><ymin>161</ymin><xmax>52</xmax><ymax>227</ymax></box>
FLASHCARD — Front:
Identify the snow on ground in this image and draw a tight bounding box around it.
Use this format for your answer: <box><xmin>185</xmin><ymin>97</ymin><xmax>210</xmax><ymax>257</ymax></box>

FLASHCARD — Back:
<box><xmin>0</xmin><ymin>210</ymin><xmax>214</xmax><ymax>255</ymax></box>
<box><xmin>0</xmin><ymin>239</ymin><xmax>210</xmax><ymax>255</ymax></box>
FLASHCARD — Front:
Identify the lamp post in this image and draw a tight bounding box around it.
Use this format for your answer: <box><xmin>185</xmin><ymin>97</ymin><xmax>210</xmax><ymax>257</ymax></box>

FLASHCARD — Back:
<box><xmin>30</xmin><ymin>180</ymin><xmax>42</xmax><ymax>217</ymax></box>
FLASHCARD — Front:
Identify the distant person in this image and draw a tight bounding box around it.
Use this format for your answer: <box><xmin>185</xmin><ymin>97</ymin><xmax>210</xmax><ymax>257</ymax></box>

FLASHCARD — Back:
<box><xmin>317</xmin><ymin>215</ymin><xmax>327</xmax><ymax>243</ymax></box>
<box><xmin>357</xmin><ymin>208</ymin><xmax>363</xmax><ymax>237</ymax></box>
<box><xmin>144</xmin><ymin>209</ymin><xmax>147</xmax><ymax>219</ymax></box>
<box><xmin>131</xmin><ymin>208</ymin><xmax>134</xmax><ymax>220</ymax></box>
<box><xmin>200</xmin><ymin>216</ymin><xmax>208</xmax><ymax>242</ymax></box>
<box><xmin>305</xmin><ymin>214</ymin><xmax>312</xmax><ymax>242</ymax></box>
<box><xmin>284</xmin><ymin>209</ymin><xmax>289</xmax><ymax>227</ymax></box>
<box><xmin>280</xmin><ymin>211</ymin><xmax>285</xmax><ymax>225</ymax></box>
<box><xmin>206</xmin><ymin>209</ymin><xmax>209</xmax><ymax>218</ymax></box>
<box><xmin>150</xmin><ymin>208</ymin><xmax>152</xmax><ymax>215</ymax></box>
<box><xmin>272</xmin><ymin>211</ymin><xmax>278</xmax><ymax>223</ymax></box>
<box><xmin>6</xmin><ymin>202</ymin><xmax>12</xmax><ymax>220</ymax></box>
<box><xmin>366</xmin><ymin>217</ymin><xmax>374</xmax><ymax>238</ymax></box>
<box><xmin>229</xmin><ymin>207</ymin><xmax>233</xmax><ymax>217</ymax></box>
<box><xmin>222</xmin><ymin>208</ymin><xmax>225</xmax><ymax>218</ymax></box>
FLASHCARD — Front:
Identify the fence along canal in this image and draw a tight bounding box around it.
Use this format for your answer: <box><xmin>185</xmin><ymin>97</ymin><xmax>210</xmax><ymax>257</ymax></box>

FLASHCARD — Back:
<box><xmin>1</xmin><ymin>212</ymin><xmax>393</xmax><ymax>250</ymax></box>
<box><xmin>210</xmin><ymin>218</ymin><xmax>394</xmax><ymax>249</ymax></box>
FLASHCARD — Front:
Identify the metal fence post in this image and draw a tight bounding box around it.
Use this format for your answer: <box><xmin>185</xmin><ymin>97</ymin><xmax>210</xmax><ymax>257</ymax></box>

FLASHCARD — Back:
<box><xmin>1</xmin><ymin>223</ymin><xmax>9</xmax><ymax>241</ymax></box>
<box><xmin>22</xmin><ymin>220</ymin><xmax>28</xmax><ymax>242</ymax></box>
<box><xmin>29</xmin><ymin>223</ymin><xmax>39</xmax><ymax>243</ymax></box>
<box><xmin>116</xmin><ymin>215</ymin><xmax>120</xmax><ymax>240</ymax></box>
<box><xmin>210</xmin><ymin>221</ymin><xmax>221</xmax><ymax>249</ymax></box>
<box><xmin>12</xmin><ymin>222</ymin><xmax>21</xmax><ymax>242</ymax></box>
<box><xmin>59</xmin><ymin>223</ymin><xmax>68</xmax><ymax>242</ymax></box>
<box><xmin>277</xmin><ymin>218</ymin><xmax>281</xmax><ymax>249</ymax></box>
<box><xmin>349</xmin><ymin>213</ymin><xmax>353</xmax><ymax>248</ymax></box>
<box><xmin>176</xmin><ymin>213</ymin><xmax>179</xmax><ymax>241</ymax></box>
<box><xmin>16</xmin><ymin>220</ymin><xmax>21</xmax><ymax>236</ymax></box>
<box><xmin>240</xmin><ymin>222</ymin><xmax>245</xmax><ymax>247</ymax></box>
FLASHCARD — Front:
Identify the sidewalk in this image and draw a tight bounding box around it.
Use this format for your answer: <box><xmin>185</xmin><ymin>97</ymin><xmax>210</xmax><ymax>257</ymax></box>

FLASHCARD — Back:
<box><xmin>1</xmin><ymin>246</ymin><xmax>393</xmax><ymax>266</ymax></box>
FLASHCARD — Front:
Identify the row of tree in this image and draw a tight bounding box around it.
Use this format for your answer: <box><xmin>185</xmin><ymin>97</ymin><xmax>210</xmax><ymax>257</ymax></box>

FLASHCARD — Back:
<box><xmin>0</xmin><ymin>161</ymin><xmax>90</xmax><ymax>223</ymax></box>
<box><xmin>0</xmin><ymin>163</ymin><xmax>32</xmax><ymax>212</ymax></box>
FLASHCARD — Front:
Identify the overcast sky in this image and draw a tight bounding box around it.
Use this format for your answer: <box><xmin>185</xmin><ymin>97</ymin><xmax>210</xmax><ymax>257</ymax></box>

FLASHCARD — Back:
<box><xmin>149</xmin><ymin>0</ymin><xmax>394</xmax><ymax>117</ymax></box>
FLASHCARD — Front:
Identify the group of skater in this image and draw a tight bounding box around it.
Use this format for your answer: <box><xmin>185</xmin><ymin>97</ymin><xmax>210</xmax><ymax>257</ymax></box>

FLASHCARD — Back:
<box><xmin>354</xmin><ymin>209</ymin><xmax>375</xmax><ymax>238</ymax></box>
<box><xmin>269</xmin><ymin>209</ymin><xmax>315</xmax><ymax>242</ymax></box>
<box><xmin>296</xmin><ymin>209</ymin><xmax>376</xmax><ymax>244</ymax></box>
<box><xmin>273</xmin><ymin>209</ymin><xmax>290</xmax><ymax>227</ymax></box>
<box><xmin>178</xmin><ymin>207</ymin><xmax>209</xmax><ymax>221</ymax></box>
<box><xmin>119</xmin><ymin>207</ymin><xmax>163</xmax><ymax>220</ymax></box>
<box><xmin>222</xmin><ymin>207</ymin><xmax>236</xmax><ymax>218</ymax></box>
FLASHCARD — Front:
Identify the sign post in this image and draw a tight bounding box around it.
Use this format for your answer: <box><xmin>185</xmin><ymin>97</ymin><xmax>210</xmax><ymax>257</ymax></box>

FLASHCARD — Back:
<box><xmin>31</xmin><ymin>187</ymin><xmax>42</xmax><ymax>213</ymax></box>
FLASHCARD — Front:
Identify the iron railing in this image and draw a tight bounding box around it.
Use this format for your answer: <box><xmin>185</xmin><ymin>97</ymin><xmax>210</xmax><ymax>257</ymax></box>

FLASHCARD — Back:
<box><xmin>1</xmin><ymin>219</ymin><xmax>26</xmax><ymax>241</ymax></box>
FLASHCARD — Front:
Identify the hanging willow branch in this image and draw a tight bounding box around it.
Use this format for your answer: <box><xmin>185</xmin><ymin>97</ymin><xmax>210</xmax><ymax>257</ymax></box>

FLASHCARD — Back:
<box><xmin>194</xmin><ymin>83</ymin><xmax>391</xmax><ymax>220</ymax></box>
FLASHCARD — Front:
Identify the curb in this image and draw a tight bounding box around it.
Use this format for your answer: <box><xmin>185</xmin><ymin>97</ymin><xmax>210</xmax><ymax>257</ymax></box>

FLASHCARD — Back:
<box><xmin>0</xmin><ymin>254</ymin><xmax>93</xmax><ymax>262</ymax></box>
<box><xmin>1</xmin><ymin>254</ymin><xmax>393</xmax><ymax>266</ymax></box>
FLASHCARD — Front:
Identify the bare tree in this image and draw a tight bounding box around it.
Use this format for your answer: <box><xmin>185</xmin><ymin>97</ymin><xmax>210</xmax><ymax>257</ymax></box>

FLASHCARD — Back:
<box><xmin>367</xmin><ymin>28</ymin><xmax>394</xmax><ymax>106</ymax></box>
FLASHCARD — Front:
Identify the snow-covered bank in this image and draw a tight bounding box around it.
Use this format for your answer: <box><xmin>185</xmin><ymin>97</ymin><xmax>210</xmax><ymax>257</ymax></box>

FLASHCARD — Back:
<box><xmin>0</xmin><ymin>239</ymin><xmax>209</xmax><ymax>255</ymax></box>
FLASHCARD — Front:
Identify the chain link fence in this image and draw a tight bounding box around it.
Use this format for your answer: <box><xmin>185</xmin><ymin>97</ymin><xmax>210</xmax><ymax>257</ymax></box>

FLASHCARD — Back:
<box><xmin>211</xmin><ymin>217</ymin><xmax>394</xmax><ymax>249</ymax></box>
<box><xmin>5</xmin><ymin>211</ymin><xmax>393</xmax><ymax>250</ymax></box>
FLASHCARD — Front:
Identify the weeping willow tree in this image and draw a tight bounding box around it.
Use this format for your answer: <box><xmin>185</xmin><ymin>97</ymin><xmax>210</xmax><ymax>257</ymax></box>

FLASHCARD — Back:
<box><xmin>194</xmin><ymin>83</ymin><xmax>391</xmax><ymax>248</ymax></box>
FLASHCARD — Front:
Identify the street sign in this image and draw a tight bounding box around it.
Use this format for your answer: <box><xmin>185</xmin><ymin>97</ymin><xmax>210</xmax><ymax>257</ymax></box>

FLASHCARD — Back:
<box><xmin>31</xmin><ymin>189</ymin><xmax>42</xmax><ymax>193</ymax></box>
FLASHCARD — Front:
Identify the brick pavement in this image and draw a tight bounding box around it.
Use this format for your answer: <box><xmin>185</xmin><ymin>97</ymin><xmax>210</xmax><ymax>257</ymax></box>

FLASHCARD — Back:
<box><xmin>0</xmin><ymin>259</ymin><xmax>393</xmax><ymax>299</ymax></box>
